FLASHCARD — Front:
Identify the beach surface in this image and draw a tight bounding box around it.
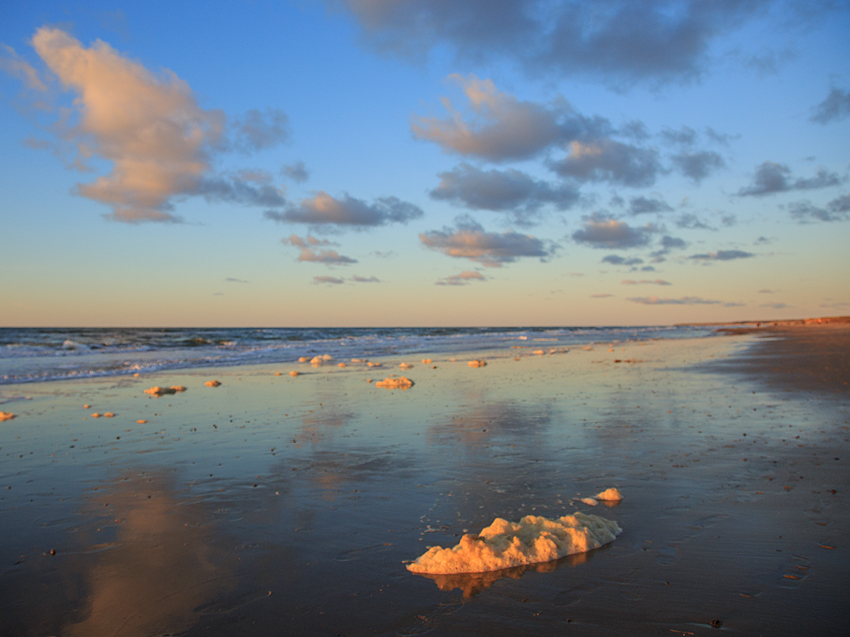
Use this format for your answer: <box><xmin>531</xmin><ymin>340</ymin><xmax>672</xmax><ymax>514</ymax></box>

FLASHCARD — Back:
<box><xmin>1</xmin><ymin>325</ymin><xmax>847</xmax><ymax>636</ymax></box>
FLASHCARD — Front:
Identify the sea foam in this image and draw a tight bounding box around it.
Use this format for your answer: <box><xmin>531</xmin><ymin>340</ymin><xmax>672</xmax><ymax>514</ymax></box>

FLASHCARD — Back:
<box><xmin>406</xmin><ymin>512</ymin><xmax>621</xmax><ymax>574</ymax></box>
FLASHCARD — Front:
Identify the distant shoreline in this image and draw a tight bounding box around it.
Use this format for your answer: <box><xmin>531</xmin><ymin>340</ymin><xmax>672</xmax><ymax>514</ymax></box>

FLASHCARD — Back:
<box><xmin>703</xmin><ymin>317</ymin><xmax>850</xmax><ymax>395</ymax></box>
<box><xmin>679</xmin><ymin>315</ymin><xmax>850</xmax><ymax>332</ymax></box>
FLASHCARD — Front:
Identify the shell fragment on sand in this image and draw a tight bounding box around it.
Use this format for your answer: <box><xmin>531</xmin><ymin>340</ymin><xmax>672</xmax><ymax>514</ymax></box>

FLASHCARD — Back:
<box><xmin>406</xmin><ymin>512</ymin><xmax>621</xmax><ymax>574</ymax></box>
<box><xmin>289</xmin><ymin>371</ymin><xmax>300</xmax><ymax>377</ymax></box>
<box><xmin>0</xmin><ymin>411</ymin><xmax>16</xmax><ymax>421</ymax></box>
<box><xmin>375</xmin><ymin>376</ymin><xmax>414</xmax><ymax>389</ymax></box>
<box><xmin>205</xmin><ymin>380</ymin><xmax>221</xmax><ymax>387</ymax></box>
<box><xmin>468</xmin><ymin>360</ymin><xmax>487</xmax><ymax>367</ymax></box>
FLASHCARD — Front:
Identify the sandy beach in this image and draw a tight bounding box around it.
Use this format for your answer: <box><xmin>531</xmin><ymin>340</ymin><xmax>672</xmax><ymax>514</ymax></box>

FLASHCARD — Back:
<box><xmin>1</xmin><ymin>324</ymin><xmax>847</xmax><ymax>636</ymax></box>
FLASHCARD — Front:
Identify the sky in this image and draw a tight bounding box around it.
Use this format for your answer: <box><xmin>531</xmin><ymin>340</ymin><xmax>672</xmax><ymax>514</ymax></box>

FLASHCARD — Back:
<box><xmin>1</xmin><ymin>0</ymin><xmax>848</xmax><ymax>327</ymax></box>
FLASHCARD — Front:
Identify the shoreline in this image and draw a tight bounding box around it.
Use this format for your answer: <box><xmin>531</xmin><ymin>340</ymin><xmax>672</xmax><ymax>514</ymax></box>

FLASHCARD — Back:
<box><xmin>0</xmin><ymin>327</ymin><xmax>847</xmax><ymax>635</ymax></box>
<box><xmin>704</xmin><ymin>320</ymin><xmax>850</xmax><ymax>396</ymax></box>
<box><xmin>3</xmin><ymin>317</ymin><xmax>845</xmax><ymax>389</ymax></box>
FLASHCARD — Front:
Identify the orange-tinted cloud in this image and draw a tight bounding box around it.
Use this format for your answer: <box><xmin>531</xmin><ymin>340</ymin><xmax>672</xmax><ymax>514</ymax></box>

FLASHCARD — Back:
<box><xmin>31</xmin><ymin>27</ymin><xmax>226</xmax><ymax>222</ymax></box>
<box><xmin>420</xmin><ymin>217</ymin><xmax>553</xmax><ymax>267</ymax></box>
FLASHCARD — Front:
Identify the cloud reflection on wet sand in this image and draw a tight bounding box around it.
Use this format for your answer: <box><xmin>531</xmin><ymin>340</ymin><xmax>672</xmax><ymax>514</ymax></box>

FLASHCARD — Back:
<box><xmin>62</xmin><ymin>474</ymin><xmax>235</xmax><ymax>637</ymax></box>
<box><xmin>418</xmin><ymin>549</ymin><xmax>594</xmax><ymax>597</ymax></box>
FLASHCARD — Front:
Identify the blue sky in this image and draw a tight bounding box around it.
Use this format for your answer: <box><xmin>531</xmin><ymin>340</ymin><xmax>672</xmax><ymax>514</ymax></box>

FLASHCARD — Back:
<box><xmin>1</xmin><ymin>0</ymin><xmax>848</xmax><ymax>327</ymax></box>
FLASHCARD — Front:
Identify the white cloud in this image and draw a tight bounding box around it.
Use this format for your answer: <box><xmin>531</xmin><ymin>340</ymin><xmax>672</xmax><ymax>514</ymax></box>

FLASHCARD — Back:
<box><xmin>230</xmin><ymin>108</ymin><xmax>290</xmax><ymax>153</ymax></box>
<box><xmin>629</xmin><ymin>195</ymin><xmax>672</xmax><ymax>215</ymax></box>
<box><xmin>550</xmin><ymin>139</ymin><xmax>662</xmax><ymax>187</ymax></box>
<box><xmin>333</xmin><ymin>1</ymin><xmax>829</xmax><ymax>84</ymax></box>
<box><xmin>671</xmin><ymin>150</ymin><xmax>726</xmax><ymax>183</ymax></box>
<box><xmin>420</xmin><ymin>217</ymin><xmax>553</xmax><ymax>267</ymax></box>
<box><xmin>411</xmin><ymin>74</ymin><xmax>594</xmax><ymax>162</ymax></box>
<box><xmin>628</xmin><ymin>296</ymin><xmax>721</xmax><ymax>305</ymax></box>
<box><xmin>621</xmin><ymin>279</ymin><xmax>672</xmax><ymax>285</ymax></box>
<box><xmin>436</xmin><ymin>271</ymin><xmax>487</xmax><ymax>286</ymax></box>
<box><xmin>282</xmin><ymin>235</ymin><xmax>357</xmax><ymax>265</ymax></box>
<box><xmin>30</xmin><ymin>27</ymin><xmax>227</xmax><ymax>223</ymax></box>
<box><xmin>572</xmin><ymin>214</ymin><xmax>657</xmax><ymax>249</ymax></box>
<box><xmin>5</xmin><ymin>28</ymin><xmax>296</xmax><ymax>223</ymax></box>
<box><xmin>429</xmin><ymin>162</ymin><xmax>579</xmax><ymax>222</ymax></box>
<box><xmin>266</xmin><ymin>191</ymin><xmax>423</xmax><ymax>228</ymax></box>
<box><xmin>688</xmin><ymin>250</ymin><xmax>754</xmax><ymax>261</ymax></box>
<box><xmin>810</xmin><ymin>86</ymin><xmax>850</xmax><ymax>124</ymax></box>
<box><xmin>738</xmin><ymin>161</ymin><xmax>843</xmax><ymax>197</ymax></box>
<box><xmin>313</xmin><ymin>276</ymin><xmax>345</xmax><ymax>285</ymax></box>
<box><xmin>787</xmin><ymin>194</ymin><xmax>850</xmax><ymax>223</ymax></box>
<box><xmin>601</xmin><ymin>255</ymin><xmax>644</xmax><ymax>265</ymax></box>
<box><xmin>282</xmin><ymin>161</ymin><xmax>309</xmax><ymax>183</ymax></box>
<box><xmin>0</xmin><ymin>44</ymin><xmax>47</xmax><ymax>90</ymax></box>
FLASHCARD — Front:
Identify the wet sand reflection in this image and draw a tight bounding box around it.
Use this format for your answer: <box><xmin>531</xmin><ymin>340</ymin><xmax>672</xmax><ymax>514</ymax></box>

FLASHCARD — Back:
<box><xmin>62</xmin><ymin>473</ymin><xmax>235</xmax><ymax>637</ymax></box>
<box><xmin>417</xmin><ymin>550</ymin><xmax>594</xmax><ymax>597</ymax></box>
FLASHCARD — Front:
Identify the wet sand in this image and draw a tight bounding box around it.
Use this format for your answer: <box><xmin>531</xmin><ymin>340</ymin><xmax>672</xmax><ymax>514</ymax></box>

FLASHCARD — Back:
<box><xmin>0</xmin><ymin>327</ymin><xmax>847</xmax><ymax>636</ymax></box>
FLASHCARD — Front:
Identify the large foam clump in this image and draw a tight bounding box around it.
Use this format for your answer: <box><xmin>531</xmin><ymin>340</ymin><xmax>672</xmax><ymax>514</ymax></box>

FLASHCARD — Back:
<box><xmin>406</xmin><ymin>512</ymin><xmax>621</xmax><ymax>574</ymax></box>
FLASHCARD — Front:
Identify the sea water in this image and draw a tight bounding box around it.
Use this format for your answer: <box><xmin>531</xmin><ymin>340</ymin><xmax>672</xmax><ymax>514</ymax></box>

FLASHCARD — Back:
<box><xmin>0</xmin><ymin>325</ymin><xmax>715</xmax><ymax>385</ymax></box>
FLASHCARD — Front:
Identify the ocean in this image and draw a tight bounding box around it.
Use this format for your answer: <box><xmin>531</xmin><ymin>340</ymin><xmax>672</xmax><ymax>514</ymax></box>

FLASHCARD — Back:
<box><xmin>0</xmin><ymin>325</ymin><xmax>717</xmax><ymax>385</ymax></box>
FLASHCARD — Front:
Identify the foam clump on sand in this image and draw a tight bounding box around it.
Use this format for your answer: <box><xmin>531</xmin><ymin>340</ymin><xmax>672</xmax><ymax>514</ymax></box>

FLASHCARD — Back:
<box><xmin>468</xmin><ymin>360</ymin><xmax>487</xmax><ymax>367</ymax></box>
<box><xmin>375</xmin><ymin>376</ymin><xmax>414</xmax><ymax>389</ymax></box>
<box><xmin>595</xmin><ymin>488</ymin><xmax>623</xmax><ymax>501</ymax></box>
<box><xmin>205</xmin><ymin>380</ymin><xmax>221</xmax><ymax>387</ymax></box>
<box><xmin>0</xmin><ymin>411</ymin><xmax>16</xmax><ymax>421</ymax></box>
<box><xmin>144</xmin><ymin>386</ymin><xmax>186</xmax><ymax>397</ymax></box>
<box><xmin>407</xmin><ymin>512</ymin><xmax>621</xmax><ymax>574</ymax></box>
